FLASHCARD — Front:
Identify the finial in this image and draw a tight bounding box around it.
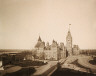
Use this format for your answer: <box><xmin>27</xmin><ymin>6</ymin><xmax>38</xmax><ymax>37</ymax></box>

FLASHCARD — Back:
<box><xmin>69</xmin><ymin>24</ymin><xmax>71</xmax><ymax>31</ymax></box>
<box><xmin>38</xmin><ymin>33</ymin><xmax>42</xmax><ymax>41</ymax></box>
<box><xmin>53</xmin><ymin>39</ymin><xmax>55</xmax><ymax>42</ymax></box>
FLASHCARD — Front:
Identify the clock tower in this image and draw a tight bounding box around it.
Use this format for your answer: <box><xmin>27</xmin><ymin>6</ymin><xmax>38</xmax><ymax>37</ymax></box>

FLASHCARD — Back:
<box><xmin>66</xmin><ymin>24</ymin><xmax>72</xmax><ymax>56</ymax></box>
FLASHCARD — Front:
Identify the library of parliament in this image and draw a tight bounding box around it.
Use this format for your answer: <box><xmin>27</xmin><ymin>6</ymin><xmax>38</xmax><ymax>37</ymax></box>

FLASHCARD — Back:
<box><xmin>34</xmin><ymin>28</ymin><xmax>80</xmax><ymax>60</ymax></box>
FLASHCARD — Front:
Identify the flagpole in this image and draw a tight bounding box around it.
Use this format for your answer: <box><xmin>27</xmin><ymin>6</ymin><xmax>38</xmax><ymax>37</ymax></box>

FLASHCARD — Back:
<box><xmin>69</xmin><ymin>24</ymin><xmax>71</xmax><ymax>31</ymax></box>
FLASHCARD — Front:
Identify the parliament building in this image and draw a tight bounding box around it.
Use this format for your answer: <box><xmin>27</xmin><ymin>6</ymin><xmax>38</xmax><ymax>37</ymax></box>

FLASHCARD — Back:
<box><xmin>34</xmin><ymin>29</ymin><xmax>80</xmax><ymax>60</ymax></box>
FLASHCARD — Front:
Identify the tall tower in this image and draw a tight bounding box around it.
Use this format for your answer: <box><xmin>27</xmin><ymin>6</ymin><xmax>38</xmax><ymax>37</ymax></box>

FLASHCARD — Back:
<box><xmin>66</xmin><ymin>24</ymin><xmax>72</xmax><ymax>56</ymax></box>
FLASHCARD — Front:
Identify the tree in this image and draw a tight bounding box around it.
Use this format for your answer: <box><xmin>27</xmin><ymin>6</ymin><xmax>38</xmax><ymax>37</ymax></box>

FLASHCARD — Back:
<box><xmin>21</xmin><ymin>49</ymin><xmax>38</xmax><ymax>61</ymax></box>
<box><xmin>32</xmin><ymin>50</ymin><xmax>37</xmax><ymax>60</ymax></box>
<box><xmin>39</xmin><ymin>52</ymin><xmax>45</xmax><ymax>60</ymax></box>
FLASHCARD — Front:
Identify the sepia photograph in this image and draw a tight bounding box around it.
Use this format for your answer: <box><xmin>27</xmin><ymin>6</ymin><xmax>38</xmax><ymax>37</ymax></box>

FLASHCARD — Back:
<box><xmin>0</xmin><ymin>0</ymin><xmax>96</xmax><ymax>76</ymax></box>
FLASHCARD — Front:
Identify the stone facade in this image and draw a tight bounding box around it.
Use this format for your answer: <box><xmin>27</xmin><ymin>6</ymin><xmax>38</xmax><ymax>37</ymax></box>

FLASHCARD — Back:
<box><xmin>34</xmin><ymin>29</ymin><xmax>80</xmax><ymax>60</ymax></box>
<box><xmin>73</xmin><ymin>45</ymin><xmax>80</xmax><ymax>55</ymax></box>
<box><xmin>35</xmin><ymin>37</ymin><xmax>66</xmax><ymax>60</ymax></box>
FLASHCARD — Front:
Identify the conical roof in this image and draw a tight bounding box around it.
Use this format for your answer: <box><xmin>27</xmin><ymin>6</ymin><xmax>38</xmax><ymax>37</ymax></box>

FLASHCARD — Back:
<box><xmin>38</xmin><ymin>36</ymin><xmax>42</xmax><ymax>41</ymax></box>
<box><xmin>35</xmin><ymin>41</ymin><xmax>41</xmax><ymax>48</ymax></box>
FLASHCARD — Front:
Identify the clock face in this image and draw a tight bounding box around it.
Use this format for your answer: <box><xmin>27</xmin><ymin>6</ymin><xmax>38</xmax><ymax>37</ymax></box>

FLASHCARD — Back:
<box><xmin>67</xmin><ymin>38</ymin><xmax>72</xmax><ymax>41</ymax></box>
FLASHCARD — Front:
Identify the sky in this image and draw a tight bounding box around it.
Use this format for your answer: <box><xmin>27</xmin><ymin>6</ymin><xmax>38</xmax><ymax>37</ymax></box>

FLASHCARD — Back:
<box><xmin>0</xmin><ymin>0</ymin><xmax>96</xmax><ymax>49</ymax></box>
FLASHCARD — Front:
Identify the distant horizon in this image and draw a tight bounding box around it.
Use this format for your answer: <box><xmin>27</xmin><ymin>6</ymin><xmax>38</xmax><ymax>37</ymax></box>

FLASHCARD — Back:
<box><xmin>0</xmin><ymin>47</ymin><xmax>96</xmax><ymax>50</ymax></box>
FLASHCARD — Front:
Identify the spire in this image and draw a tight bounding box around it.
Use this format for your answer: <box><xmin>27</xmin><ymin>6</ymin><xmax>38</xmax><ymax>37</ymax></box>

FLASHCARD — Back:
<box><xmin>67</xmin><ymin>24</ymin><xmax>72</xmax><ymax>37</ymax></box>
<box><xmin>53</xmin><ymin>39</ymin><xmax>55</xmax><ymax>43</ymax></box>
<box><xmin>69</xmin><ymin>24</ymin><xmax>71</xmax><ymax>31</ymax></box>
<box><xmin>38</xmin><ymin>35</ymin><xmax>42</xmax><ymax>41</ymax></box>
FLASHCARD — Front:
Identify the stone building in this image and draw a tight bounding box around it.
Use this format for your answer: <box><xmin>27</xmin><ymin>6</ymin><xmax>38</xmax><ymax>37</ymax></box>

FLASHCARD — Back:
<box><xmin>35</xmin><ymin>36</ymin><xmax>45</xmax><ymax>57</ymax></box>
<box><xmin>59</xmin><ymin>43</ymin><xmax>66</xmax><ymax>59</ymax></box>
<box><xmin>73</xmin><ymin>45</ymin><xmax>80</xmax><ymax>55</ymax></box>
<box><xmin>35</xmin><ymin>36</ymin><xmax>66</xmax><ymax>60</ymax></box>
<box><xmin>34</xmin><ymin>27</ymin><xmax>81</xmax><ymax>60</ymax></box>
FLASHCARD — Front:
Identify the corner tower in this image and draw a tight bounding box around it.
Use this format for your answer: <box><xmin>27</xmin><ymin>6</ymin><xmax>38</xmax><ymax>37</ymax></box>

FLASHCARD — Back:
<box><xmin>66</xmin><ymin>24</ymin><xmax>72</xmax><ymax>56</ymax></box>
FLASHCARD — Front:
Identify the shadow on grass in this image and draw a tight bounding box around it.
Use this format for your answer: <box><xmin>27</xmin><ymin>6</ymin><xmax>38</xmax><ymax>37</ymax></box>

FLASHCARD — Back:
<box><xmin>3</xmin><ymin>67</ymin><xmax>36</xmax><ymax>76</ymax></box>
<box><xmin>89</xmin><ymin>60</ymin><xmax>96</xmax><ymax>65</ymax></box>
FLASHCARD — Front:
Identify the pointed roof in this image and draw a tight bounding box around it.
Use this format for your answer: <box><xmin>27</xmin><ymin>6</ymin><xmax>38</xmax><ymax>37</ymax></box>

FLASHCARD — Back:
<box><xmin>53</xmin><ymin>39</ymin><xmax>55</xmax><ymax>43</ymax></box>
<box><xmin>35</xmin><ymin>41</ymin><xmax>41</xmax><ymax>48</ymax></box>
<box><xmin>38</xmin><ymin>36</ymin><xmax>42</xmax><ymax>41</ymax></box>
<box><xmin>67</xmin><ymin>30</ymin><xmax>72</xmax><ymax>38</ymax></box>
